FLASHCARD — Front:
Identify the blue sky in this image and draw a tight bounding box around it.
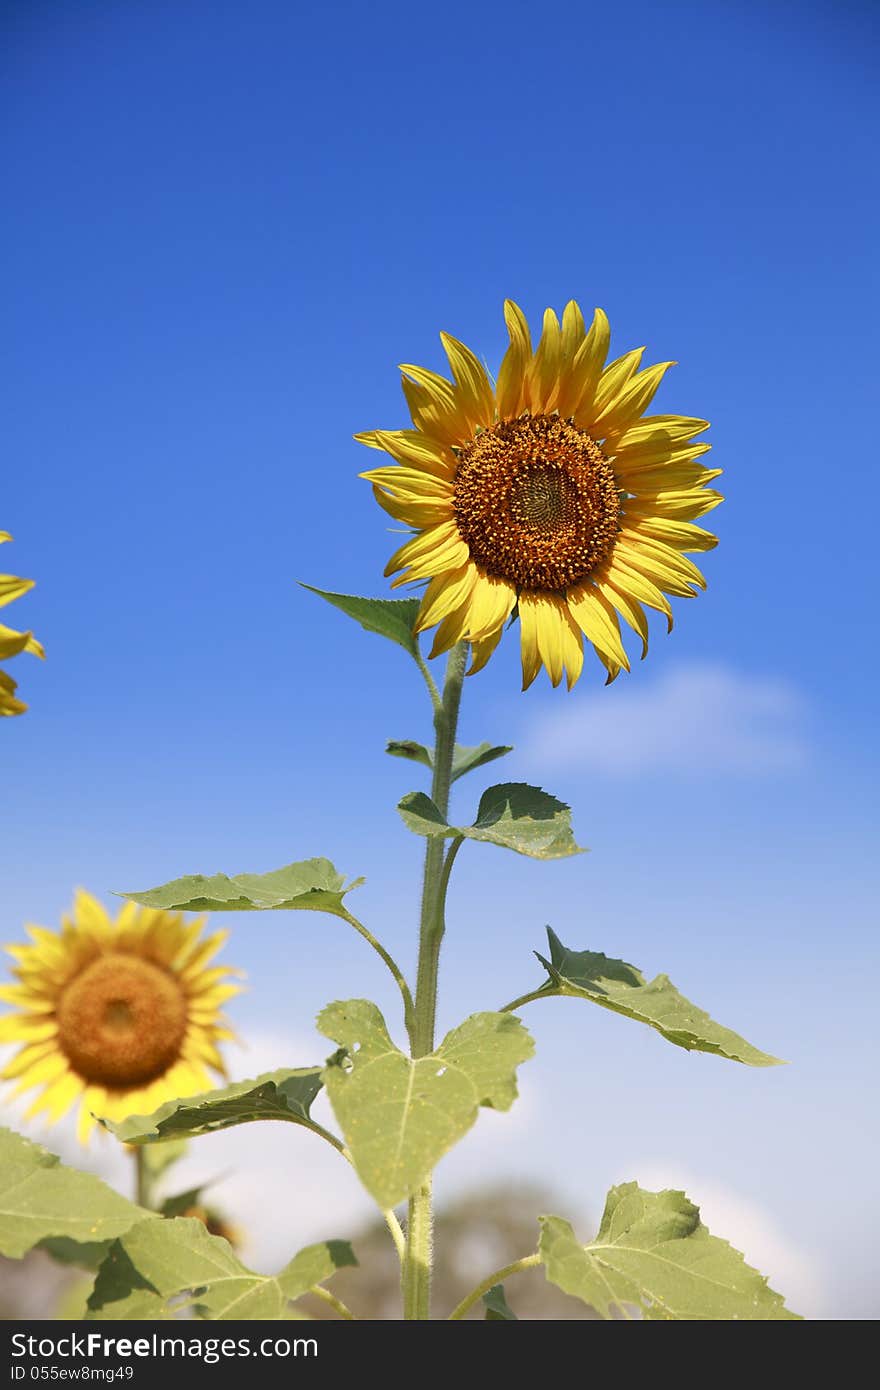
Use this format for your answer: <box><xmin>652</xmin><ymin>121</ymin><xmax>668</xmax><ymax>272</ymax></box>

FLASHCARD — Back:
<box><xmin>2</xmin><ymin>0</ymin><xmax>878</xmax><ymax>1318</ymax></box>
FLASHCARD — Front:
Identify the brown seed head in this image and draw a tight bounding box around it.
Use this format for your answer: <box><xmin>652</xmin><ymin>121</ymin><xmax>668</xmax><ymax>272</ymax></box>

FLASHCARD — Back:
<box><xmin>453</xmin><ymin>414</ymin><xmax>620</xmax><ymax>590</ymax></box>
<box><xmin>56</xmin><ymin>952</ymin><xmax>188</xmax><ymax>1087</ymax></box>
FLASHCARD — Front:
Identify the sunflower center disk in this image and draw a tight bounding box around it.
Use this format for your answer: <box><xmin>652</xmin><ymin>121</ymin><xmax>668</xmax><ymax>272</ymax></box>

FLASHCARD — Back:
<box><xmin>453</xmin><ymin>414</ymin><xmax>620</xmax><ymax>591</ymax></box>
<box><xmin>56</xmin><ymin>952</ymin><xmax>188</xmax><ymax>1087</ymax></box>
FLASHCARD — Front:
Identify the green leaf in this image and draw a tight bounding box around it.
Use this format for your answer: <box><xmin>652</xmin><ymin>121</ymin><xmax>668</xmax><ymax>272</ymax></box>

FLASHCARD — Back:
<box><xmin>387</xmin><ymin>740</ymin><xmax>514</xmax><ymax>784</ymax></box>
<box><xmin>539</xmin><ymin>1185</ymin><xmax>800</xmax><ymax>1320</ymax></box>
<box><xmin>483</xmin><ymin>1283</ymin><xmax>518</xmax><ymax>1319</ymax></box>
<box><xmin>88</xmin><ymin>1218</ymin><xmax>356</xmax><ymax>1321</ymax></box>
<box><xmin>103</xmin><ymin>1069</ymin><xmax>324</xmax><ymax>1144</ymax></box>
<box><xmin>0</xmin><ymin>1127</ymin><xmax>148</xmax><ymax>1261</ymax></box>
<box><xmin>319</xmin><ymin>1000</ymin><xmax>534</xmax><ymax>1210</ymax></box>
<box><xmin>398</xmin><ymin>782</ymin><xmax>585</xmax><ymax>860</ymax></box>
<box><xmin>120</xmin><ymin>858</ymin><xmax>362</xmax><ymax>921</ymax></box>
<box><xmin>527</xmin><ymin>929</ymin><xmax>782</xmax><ymax>1066</ymax></box>
<box><xmin>386</xmin><ymin>739</ymin><xmax>434</xmax><ymax>771</ymax></box>
<box><xmin>302</xmin><ymin>585</ymin><xmax>422</xmax><ymax>659</ymax></box>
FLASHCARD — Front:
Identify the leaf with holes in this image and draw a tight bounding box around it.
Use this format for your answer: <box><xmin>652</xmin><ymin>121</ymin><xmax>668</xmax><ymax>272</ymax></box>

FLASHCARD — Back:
<box><xmin>0</xmin><ymin>1127</ymin><xmax>148</xmax><ymax>1262</ymax></box>
<box><xmin>522</xmin><ymin>929</ymin><xmax>781</xmax><ymax>1066</ymax></box>
<box><xmin>120</xmin><ymin>858</ymin><xmax>362</xmax><ymax>920</ymax></box>
<box><xmin>319</xmin><ymin>1001</ymin><xmax>534</xmax><ymax>1210</ymax></box>
<box><xmin>398</xmin><ymin>783</ymin><xmax>584</xmax><ymax>860</ymax></box>
<box><xmin>103</xmin><ymin>1069</ymin><xmax>325</xmax><ymax>1144</ymax></box>
<box><xmin>302</xmin><ymin>586</ymin><xmax>422</xmax><ymax>659</ymax></box>
<box><xmin>87</xmin><ymin>1217</ymin><xmax>356</xmax><ymax>1321</ymax></box>
<box><xmin>387</xmin><ymin>740</ymin><xmax>513</xmax><ymax>784</ymax></box>
<box><xmin>539</xmin><ymin>1185</ymin><xmax>799</xmax><ymax>1320</ymax></box>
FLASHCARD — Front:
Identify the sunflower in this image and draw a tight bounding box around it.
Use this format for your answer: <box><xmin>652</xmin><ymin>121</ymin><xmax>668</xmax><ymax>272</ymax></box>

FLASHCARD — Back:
<box><xmin>0</xmin><ymin>891</ymin><xmax>241</xmax><ymax>1143</ymax></box>
<box><xmin>0</xmin><ymin>531</ymin><xmax>44</xmax><ymax>716</ymax></box>
<box><xmin>357</xmin><ymin>299</ymin><xmax>721</xmax><ymax>689</ymax></box>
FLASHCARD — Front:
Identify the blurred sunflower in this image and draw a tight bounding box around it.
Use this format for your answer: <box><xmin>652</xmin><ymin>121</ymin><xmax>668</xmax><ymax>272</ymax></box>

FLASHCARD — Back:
<box><xmin>0</xmin><ymin>891</ymin><xmax>241</xmax><ymax>1142</ymax></box>
<box><xmin>0</xmin><ymin>532</ymin><xmax>44</xmax><ymax>716</ymax></box>
<box><xmin>358</xmin><ymin>299</ymin><xmax>720</xmax><ymax>689</ymax></box>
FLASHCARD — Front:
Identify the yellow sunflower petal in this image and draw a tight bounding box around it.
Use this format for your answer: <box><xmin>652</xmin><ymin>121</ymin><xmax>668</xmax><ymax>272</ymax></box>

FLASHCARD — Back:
<box><xmin>617</xmin><ymin>461</ymin><xmax>722</xmax><ymax>494</ymax></box>
<box><xmin>358</xmin><ymin>466</ymin><xmax>454</xmax><ymax>500</ymax></box>
<box><xmin>558</xmin><ymin>307</ymin><xmax>610</xmax><ymax>419</ymax></box>
<box><xmin>595</xmin><ymin>575</ymin><xmax>650</xmax><ymax>659</ymax></box>
<box><xmin>0</xmin><ymin>674</ymin><xmax>27</xmax><ymax>716</ymax></box>
<box><xmin>400</xmin><ymin>364</ymin><xmax>470</xmax><ymax>446</ymax></box>
<box><xmin>0</xmin><ymin>625</ymin><xmax>43</xmax><ymax>660</ymax></box>
<box><xmin>605</xmin><ymin>413</ymin><xmax>709</xmax><ymax>453</ymax></box>
<box><xmin>0</xmin><ymin>575</ymin><xmax>35</xmax><ymax>609</ymax></box>
<box><xmin>371</xmin><ymin>484</ymin><xmax>455</xmax><ymax>529</ymax></box>
<box><xmin>611</xmin><ymin>437</ymin><xmax>712</xmax><ymax>473</ymax></box>
<box><xmin>415</xmin><ymin>562</ymin><xmax>479</xmax><ymax>634</ymax></box>
<box><xmin>623</xmin><ymin>515</ymin><xmax>718</xmax><ymax>553</ymax></box>
<box><xmin>467</xmin><ymin>623</ymin><xmax>505</xmax><ymax>676</ymax></box>
<box><xmin>385</xmin><ymin>521</ymin><xmax>470</xmax><ymax>584</ymax></box>
<box><xmin>623</xmin><ymin>488</ymin><xmax>723</xmax><ymax>522</ymax></box>
<box><xmin>71</xmin><ymin>890</ymin><xmax>112</xmax><ymax>940</ymax></box>
<box><xmin>440</xmin><ymin>332</ymin><xmax>495</xmax><ymax>431</ymax></box>
<box><xmin>528</xmin><ymin>309</ymin><xmax>562</xmax><ymax>413</ymax></box>
<box><xmin>466</xmin><ymin>572</ymin><xmax>516</xmax><ymax>640</ymax></box>
<box><xmin>566</xmin><ymin>583</ymin><xmax>631</xmax><ymax>675</ymax></box>
<box><xmin>400</xmin><ymin>373</ymin><xmax>467</xmax><ymax>448</ymax></box>
<box><xmin>612</xmin><ymin>537</ymin><xmax>702</xmax><ymax>597</ymax></box>
<box><xmin>560</xmin><ymin>299</ymin><xmax>586</xmax><ymax>361</ymax></box>
<box><xmin>582</xmin><ymin>348</ymin><xmax>644</xmax><ymax>429</ymax></box>
<box><xmin>592</xmin><ymin>360</ymin><xmax>675</xmax><ymax>440</ymax></box>
<box><xmin>0</xmin><ymin>1014</ymin><xmax>58</xmax><ymax>1043</ymax></box>
<box><xmin>617</xmin><ymin>531</ymin><xmax>708</xmax><ymax>588</ymax></box>
<box><xmin>354</xmin><ymin>429</ymin><xmax>457</xmax><ymax>480</ymax></box>
<box><xmin>518</xmin><ymin>595</ymin><xmax>543</xmax><ymax>691</ymax></box>
<box><xmin>495</xmin><ymin>299</ymin><xmax>532</xmax><ymax>419</ymax></box>
<box><xmin>518</xmin><ymin>592</ymin><xmax>584</xmax><ymax>690</ymax></box>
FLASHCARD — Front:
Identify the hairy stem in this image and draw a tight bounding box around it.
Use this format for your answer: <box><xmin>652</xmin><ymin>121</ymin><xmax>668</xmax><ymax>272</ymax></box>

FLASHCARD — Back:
<box><xmin>447</xmin><ymin>1253</ymin><xmax>542</xmax><ymax>1320</ymax></box>
<box><xmin>498</xmin><ymin>988</ymin><xmax>553</xmax><ymax>1013</ymax></box>
<box><xmin>403</xmin><ymin>641</ymin><xmax>468</xmax><ymax>1320</ymax></box>
<box><xmin>340</xmin><ymin>908</ymin><xmax>416</xmax><ymax>1044</ymax></box>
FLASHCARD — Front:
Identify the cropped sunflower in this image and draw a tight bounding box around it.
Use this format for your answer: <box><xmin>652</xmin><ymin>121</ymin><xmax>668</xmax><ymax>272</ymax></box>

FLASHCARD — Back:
<box><xmin>0</xmin><ymin>891</ymin><xmax>241</xmax><ymax>1143</ymax></box>
<box><xmin>358</xmin><ymin>299</ymin><xmax>721</xmax><ymax>688</ymax></box>
<box><xmin>0</xmin><ymin>532</ymin><xmax>44</xmax><ymax>716</ymax></box>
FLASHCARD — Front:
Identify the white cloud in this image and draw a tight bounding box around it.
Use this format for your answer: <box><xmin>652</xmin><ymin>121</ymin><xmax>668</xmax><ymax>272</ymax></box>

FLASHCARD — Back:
<box><xmin>619</xmin><ymin>1161</ymin><xmax>824</xmax><ymax>1318</ymax></box>
<box><xmin>523</xmin><ymin>663</ymin><xmax>809</xmax><ymax>776</ymax></box>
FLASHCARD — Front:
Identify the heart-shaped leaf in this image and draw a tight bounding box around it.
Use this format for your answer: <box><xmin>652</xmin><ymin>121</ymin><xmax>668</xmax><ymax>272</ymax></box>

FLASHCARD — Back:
<box><xmin>318</xmin><ymin>1000</ymin><xmax>534</xmax><ymax>1209</ymax></box>
<box><xmin>539</xmin><ymin>1185</ymin><xmax>799</xmax><ymax>1320</ymax></box>
<box><xmin>398</xmin><ymin>783</ymin><xmax>584</xmax><ymax>860</ymax></box>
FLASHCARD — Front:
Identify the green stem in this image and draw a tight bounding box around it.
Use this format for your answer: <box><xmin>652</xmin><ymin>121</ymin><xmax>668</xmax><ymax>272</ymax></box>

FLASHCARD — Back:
<box><xmin>447</xmin><ymin>1253</ymin><xmax>541</xmax><ymax>1320</ymax></box>
<box><xmin>403</xmin><ymin>641</ymin><xmax>468</xmax><ymax>1321</ymax></box>
<box><xmin>498</xmin><ymin>987</ymin><xmax>553</xmax><ymax>1013</ymax></box>
<box><xmin>133</xmin><ymin>1148</ymin><xmax>151</xmax><ymax>1210</ymax></box>
<box><xmin>306</xmin><ymin>1126</ymin><xmax>406</xmax><ymax>1267</ymax></box>
<box><xmin>340</xmin><ymin>908</ymin><xmax>416</xmax><ymax>1044</ymax></box>
<box><xmin>307</xmin><ymin>1284</ymin><xmax>357</xmax><ymax>1320</ymax></box>
<box><xmin>414</xmin><ymin>649</ymin><xmax>443</xmax><ymax>716</ymax></box>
